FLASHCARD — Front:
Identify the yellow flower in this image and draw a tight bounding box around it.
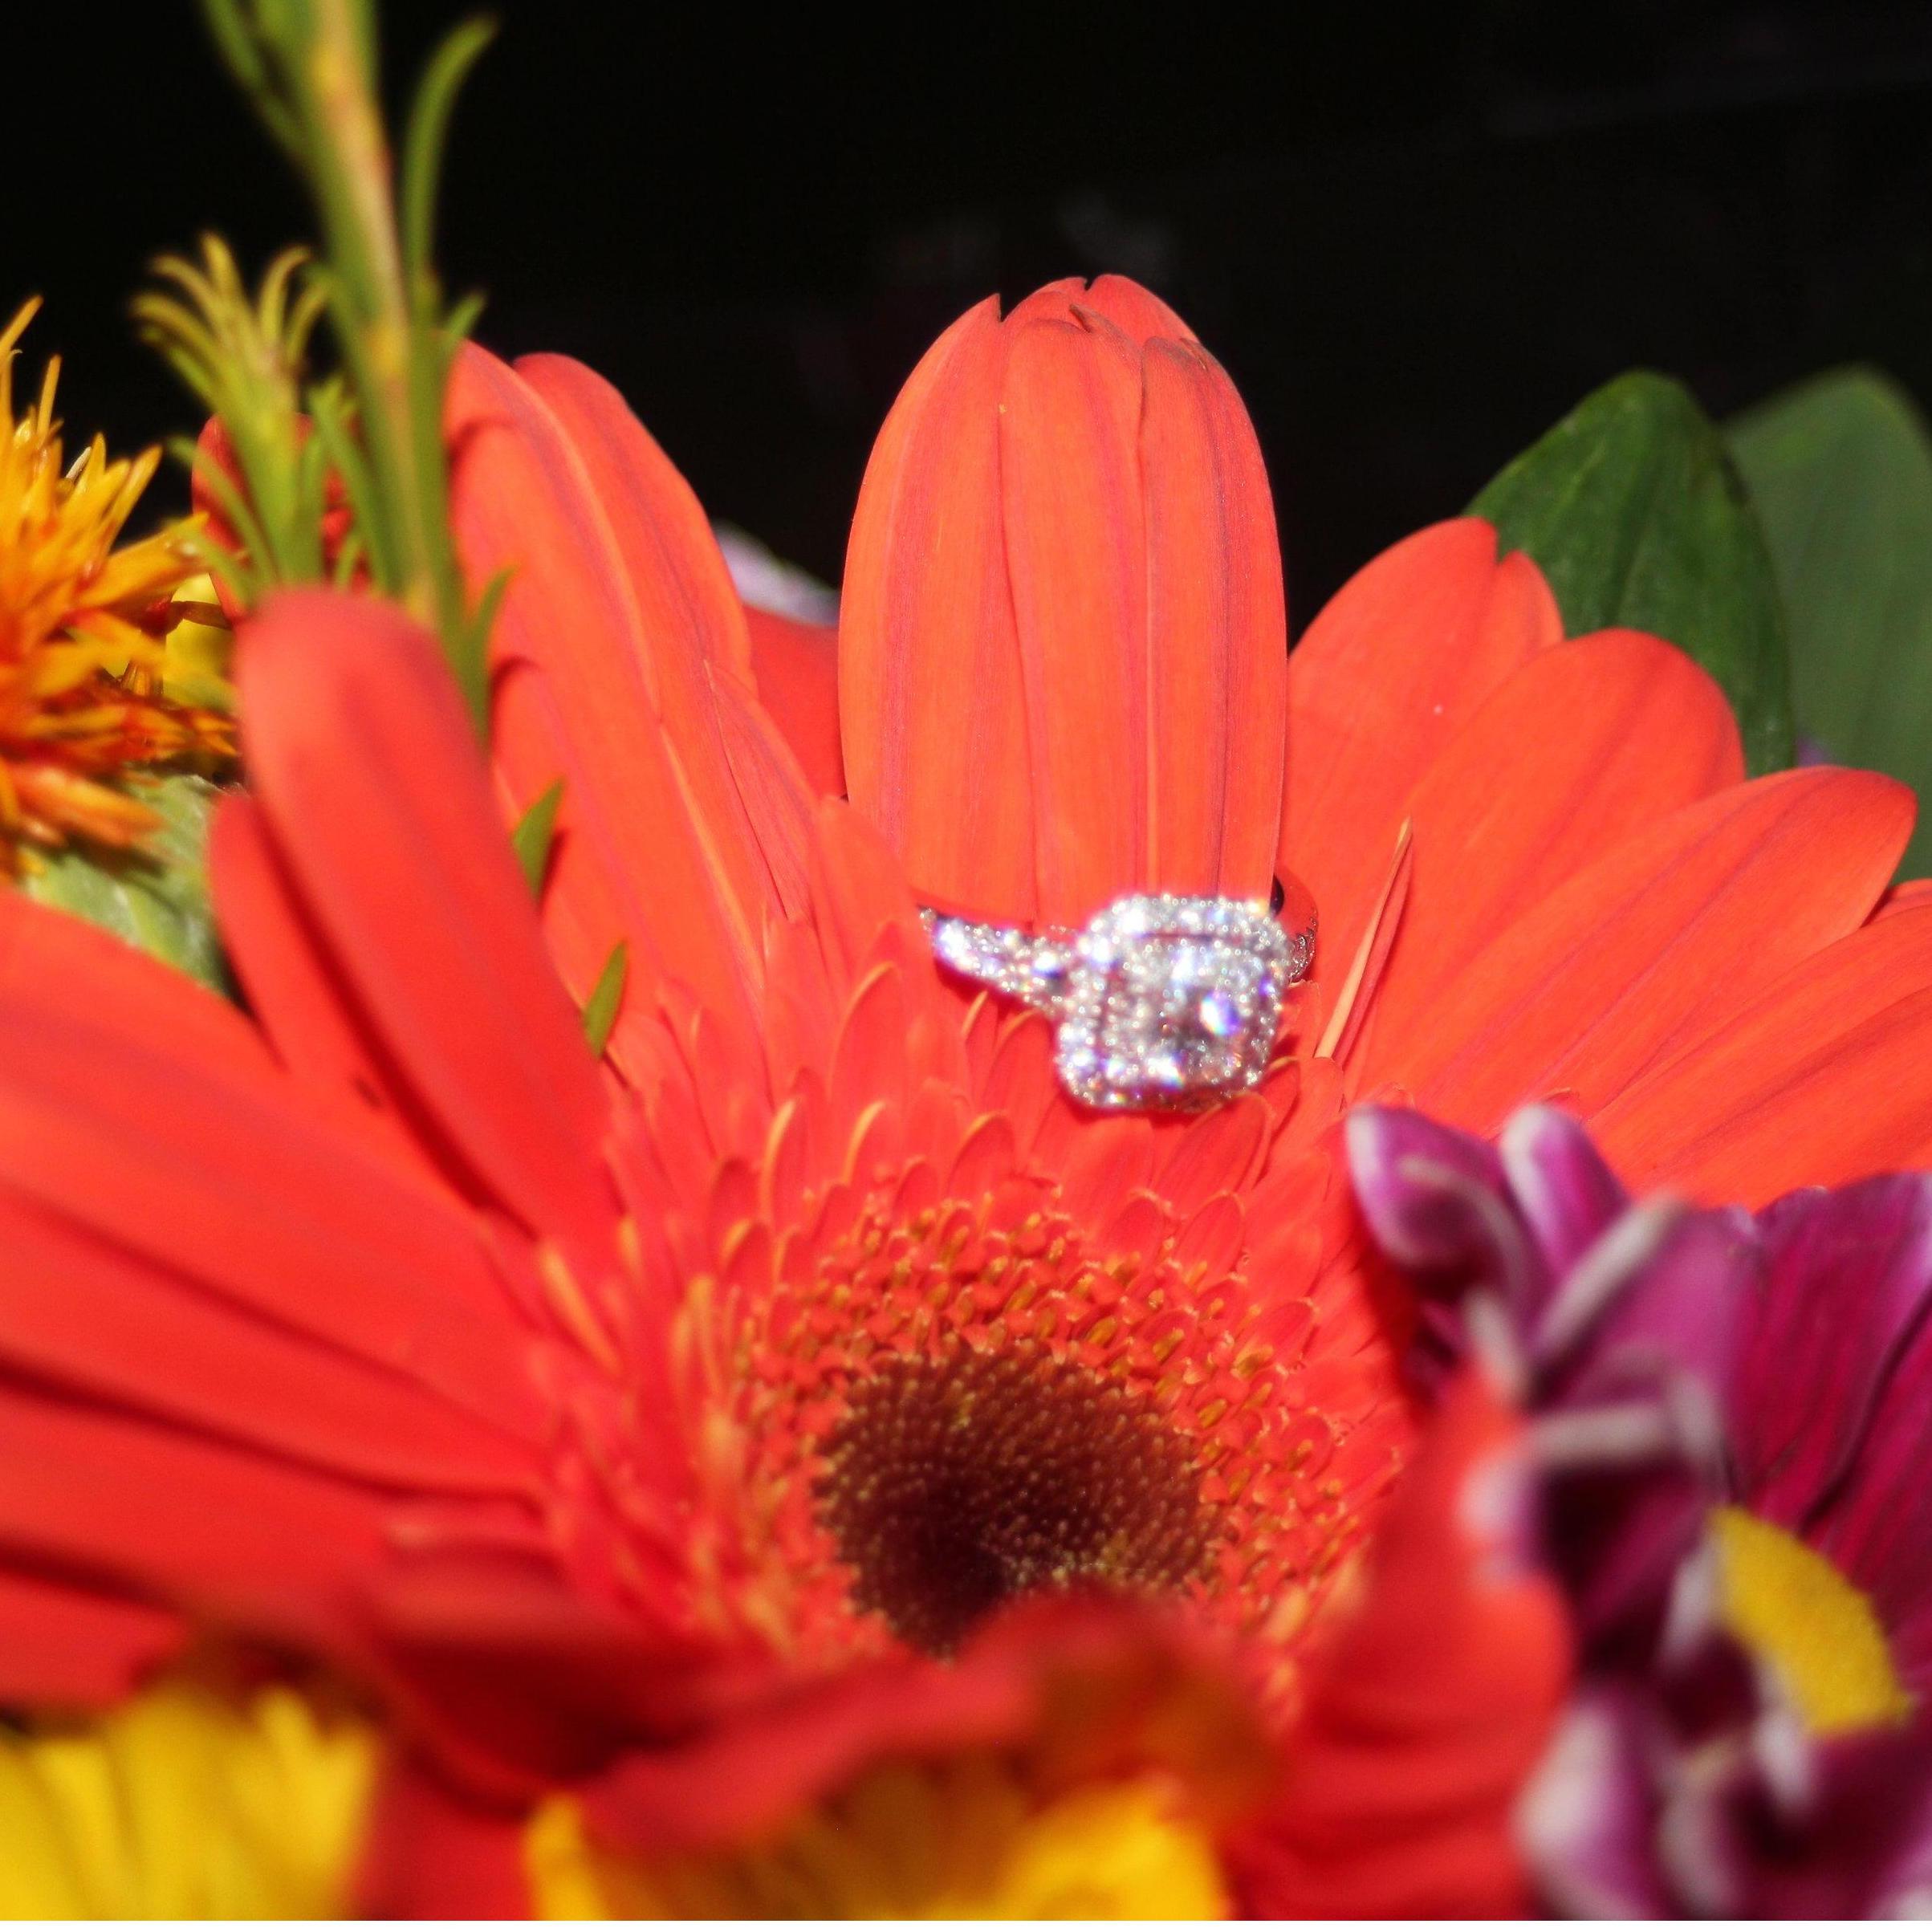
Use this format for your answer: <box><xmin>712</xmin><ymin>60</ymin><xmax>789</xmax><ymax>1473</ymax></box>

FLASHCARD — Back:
<box><xmin>0</xmin><ymin>1680</ymin><xmax>379</xmax><ymax>1918</ymax></box>
<box><xmin>0</xmin><ymin>300</ymin><xmax>233</xmax><ymax>873</ymax></box>
<box><xmin>527</xmin><ymin>1757</ymin><xmax>1228</xmax><ymax>1920</ymax></box>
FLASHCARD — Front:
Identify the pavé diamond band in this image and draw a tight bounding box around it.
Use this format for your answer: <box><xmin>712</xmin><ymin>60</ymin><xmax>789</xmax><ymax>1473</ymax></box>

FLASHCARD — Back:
<box><xmin>925</xmin><ymin>889</ymin><xmax>1316</xmax><ymax>1112</ymax></box>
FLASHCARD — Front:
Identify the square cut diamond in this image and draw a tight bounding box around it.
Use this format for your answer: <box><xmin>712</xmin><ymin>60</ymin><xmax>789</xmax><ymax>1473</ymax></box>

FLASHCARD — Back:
<box><xmin>1055</xmin><ymin>897</ymin><xmax>1298</xmax><ymax>1111</ymax></box>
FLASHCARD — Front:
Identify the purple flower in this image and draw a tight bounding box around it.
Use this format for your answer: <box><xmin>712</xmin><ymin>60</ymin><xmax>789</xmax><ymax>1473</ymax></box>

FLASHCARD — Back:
<box><xmin>1347</xmin><ymin>1103</ymin><xmax>1932</xmax><ymax>1916</ymax></box>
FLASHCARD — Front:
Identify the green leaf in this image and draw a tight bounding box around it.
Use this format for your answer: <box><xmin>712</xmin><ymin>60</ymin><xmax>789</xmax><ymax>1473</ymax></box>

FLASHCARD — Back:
<box><xmin>582</xmin><ymin>941</ymin><xmax>628</xmax><ymax>1055</ymax></box>
<box><xmin>21</xmin><ymin>775</ymin><xmax>230</xmax><ymax>993</ymax></box>
<box><xmin>1470</xmin><ymin>371</ymin><xmax>1796</xmax><ymax>774</ymax></box>
<box><xmin>511</xmin><ymin>779</ymin><xmax>563</xmax><ymax>895</ymax></box>
<box><xmin>1727</xmin><ymin>368</ymin><xmax>1932</xmax><ymax>878</ymax></box>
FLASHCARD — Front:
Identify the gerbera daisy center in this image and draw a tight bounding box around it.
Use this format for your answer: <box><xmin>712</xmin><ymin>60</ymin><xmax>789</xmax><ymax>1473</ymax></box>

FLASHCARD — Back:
<box><xmin>815</xmin><ymin>1344</ymin><xmax>1214</xmax><ymax>1656</ymax></box>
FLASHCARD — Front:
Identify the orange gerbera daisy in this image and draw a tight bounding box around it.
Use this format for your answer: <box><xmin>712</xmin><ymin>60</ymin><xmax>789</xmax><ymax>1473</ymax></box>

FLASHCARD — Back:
<box><xmin>0</xmin><ymin>275</ymin><xmax>1927</xmax><ymax>1915</ymax></box>
<box><xmin>0</xmin><ymin>301</ymin><xmax>232</xmax><ymax>869</ymax></box>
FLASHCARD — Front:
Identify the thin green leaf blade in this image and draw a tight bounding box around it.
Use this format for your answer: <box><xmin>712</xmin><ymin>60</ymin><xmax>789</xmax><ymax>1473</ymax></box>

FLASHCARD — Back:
<box><xmin>1470</xmin><ymin>371</ymin><xmax>1796</xmax><ymax>775</ymax></box>
<box><xmin>512</xmin><ymin>779</ymin><xmax>563</xmax><ymax>896</ymax></box>
<box><xmin>582</xmin><ymin>941</ymin><xmax>628</xmax><ymax>1055</ymax></box>
<box><xmin>21</xmin><ymin>775</ymin><xmax>231</xmax><ymax>993</ymax></box>
<box><xmin>1727</xmin><ymin>368</ymin><xmax>1932</xmax><ymax>877</ymax></box>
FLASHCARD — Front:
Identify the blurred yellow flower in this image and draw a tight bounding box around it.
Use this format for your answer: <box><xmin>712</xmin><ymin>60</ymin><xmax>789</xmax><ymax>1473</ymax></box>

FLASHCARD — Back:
<box><xmin>0</xmin><ymin>1681</ymin><xmax>378</xmax><ymax>1918</ymax></box>
<box><xmin>526</xmin><ymin>1758</ymin><xmax>1228</xmax><ymax>1920</ymax></box>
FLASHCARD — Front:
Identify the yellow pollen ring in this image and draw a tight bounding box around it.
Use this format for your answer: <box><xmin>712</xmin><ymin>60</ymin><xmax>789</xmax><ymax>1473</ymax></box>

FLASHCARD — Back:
<box><xmin>1712</xmin><ymin>1505</ymin><xmax>1913</xmax><ymax>1736</ymax></box>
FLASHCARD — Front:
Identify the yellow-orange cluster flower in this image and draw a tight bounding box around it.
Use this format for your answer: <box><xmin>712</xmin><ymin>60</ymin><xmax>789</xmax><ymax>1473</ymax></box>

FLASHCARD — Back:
<box><xmin>0</xmin><ymin>300</ymin><xmax>232</xmax><ymax>872</ymax></box>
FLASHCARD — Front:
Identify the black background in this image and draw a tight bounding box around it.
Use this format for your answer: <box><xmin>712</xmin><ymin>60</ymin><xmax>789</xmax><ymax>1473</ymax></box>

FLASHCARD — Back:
<box><xmin>13</xmin><ymin>1</ymin><xmax>1932</xmax><ymax>623</ymax></box>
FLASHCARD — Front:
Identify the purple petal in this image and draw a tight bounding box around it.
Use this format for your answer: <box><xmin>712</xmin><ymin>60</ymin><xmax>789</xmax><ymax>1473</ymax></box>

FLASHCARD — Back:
<box><xmin>1748</xmin><ymin>1721</ymin><xmax>1932</xmax><ymax>1916</ymax></box>
<box><xmin>1518</xmin><ymin>1686</ymin><xmax>1670</xmax><ymax>1916</ymax></box>
<box><xmin>1739</xmin><ymin>1177</ymin><xmax>1932</xmax><ymax>1564</ymax></box>
<box><xmin>1549</xmin><ymin>1209</ymin><xmax>1756</xmax><ymax>1421</ymax></box>
<box><xmin>1344</xmin><ymin>1104</ymin><xmax>1541</xmax><ymax>1316</ymax></box>
<box><xmin>1500</xmin><ymin>1103</ymin><xmax>1633</xmax><ymax>1281</ymax></box>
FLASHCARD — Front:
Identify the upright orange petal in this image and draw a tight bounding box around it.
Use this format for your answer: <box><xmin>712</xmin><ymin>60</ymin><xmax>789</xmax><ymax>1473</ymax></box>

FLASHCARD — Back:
<box><xmin>840</xmin><ymin>298</ymin><xmax>1035</xmax><ymax>919</ymax></box>
<box><xmin>1140</xmin><ymin>335</ymin><xmax>1286</xmax><ymax>898</ymax></box>
<box><xmin>842</xmin><ymin>279</ymin><xmax>1285</xmax><ymax>925</ymax></box>
<box><xmin>1076</xmin><ymin>273</ymin><xmax>1198</xmax><ymax>345</ymax></box>
<box><xmin>1003</xmin><ymin>273</ymin><xmax>1197</xmax><ymax>346</ymax></box>
<box><xmin>515</xmin><ymin>354</ymin><xmax>814</xmax><ymax>918</ymax></box>
<box><xmin>999</xmin><ymin>311</ymin><xmax>1146</xmax><ymax>916</ymax></box>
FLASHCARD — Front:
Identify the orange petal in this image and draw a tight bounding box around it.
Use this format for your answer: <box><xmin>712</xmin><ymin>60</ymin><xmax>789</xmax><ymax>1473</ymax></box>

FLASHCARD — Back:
<box><xmin>1590</xmin><ymin>897</ymin><xmax>1932</xmax><ymax>1202</ymax></box>
<box><xmin>0</xmin><ymin>886</ymin><xmax>519</xmax><ymax>1370</ymax></box>
<box><xmin>355</xmin><ymin>1759</ymin><xmax>535</xmax><ymax>1917</ymax></box>
<box><xmin>1402</xmin><ymin>768</ymin><xmax>1914</xmax><ymax>1133</ymax></box>
<box><xmin>0</xmin><ymin>1571</ymin><xmax>181</xmax><ymax>1707</ymax></box>
<box><xmin>0</xmin><ymin>1193</ymin><xmax>535</xmax><ymax>1499</ymax></box>
<box><xmin>1234</xmin><ymin>1372</ymin><xmax>1567</xmax><ymax>1915</ymax></box>
<box><xmin>513</xmin><ymin>356</ymin><xmax>752</xmax><ymax>677</ymax></box>
<box><xmin>1140</xmin><ymin>336</ymin><xmax>1287</xmax><ymax>899</ymax></box>
<box><xmin>447</xmin><ymin>345</ymin><xmax>793</xmax><ymax>1060</ymax></box>
<box><xmin>1281</xmin><ymin>523</ymin><xmax>1560</xmax><ymax>1031</ymax></box>
<box><xmin>840</xmin><ymin>298</ymin><xmax>1035</xmax><ymax>921</ymax></box>
<box><xmin>0</xmin><ymin>1382</ymin><xmax>390</xmax><ymax>1661</ymax></box>
<box><xmin>744</xmin><ymin>604</ymin><xmax>844</xmax><ymax>796</ymax></box>
<box><xmin>1077</xmin><ymin>274</ymin><xmax>1198</xmax><ymax>345</ymax></box>
<box><xmin>844</xmin><ymin>283</ymin><xmax>1283</xmax><ymax>924</ymax></box>
<box><xmin>1358</xmin><ymin>631</ymin><xmax>1743</xmax><ymax>1084</ymax></box>
<box><xmin>1005</xmin><ymin>275</ymin><xmax>1197</xmax><ymax>346</ymax></box>
<box><xmin>210</xmin><ymin>792</ymin><xmax>415</xmax><ymax>1149</ymax></box>
<box><xmin>514</xmin><ymin>354</ymin><xmax>813</xmax><ymax>919</ymax></box>
<box><xmin>999</xmin><ymin>310</ymin><xmax>1147</xmax><ymax>919</ymax></box>
<box><xmin>235</xmin><ymin>588</ymin><xmax>616</xmax><ymax>1261</ymax></box>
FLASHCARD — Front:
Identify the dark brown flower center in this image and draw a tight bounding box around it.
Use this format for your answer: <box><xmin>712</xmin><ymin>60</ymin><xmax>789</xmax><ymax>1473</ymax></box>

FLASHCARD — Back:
<box><xmin>814</xmin><ymin>1344</ymin><xmax>1214</xmax><ymax>1656</ymax></box>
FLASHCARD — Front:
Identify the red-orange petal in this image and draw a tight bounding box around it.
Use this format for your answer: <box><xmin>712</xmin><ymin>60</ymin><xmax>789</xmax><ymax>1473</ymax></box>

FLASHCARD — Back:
<box><xmin>1233</xmin><ymin>1372</ymin><xmax>1568</xmax><ymax>1915</ymax></box>
<box><xmin>999</xmin><ymin>310</ymin><xmax>1147</xmax><ymax>918</ymax></box>
<box><xmin>1140</xmin><ymin>336</ymin><xmax>1287</xmax><ymax>900</ymax></box>
<box><xmin>1281</xmin><ymin>523</ymin><xmax>1560</xmax><ymax>1033</ymax></box>
<box><xmin>354</xmin><ymin>1759</ymin><xmax>535</xmax><ymax>1918</ymax></box>
<box><xmin>840</xmin><ymin>298</ymin><xmax>1037</xmax><ymax>920</ymax></box>
<box><xmin>209</xmin><ymin>793</ymin><xmax>415</xmax><ymax>1148</ymax></box>
<box><xmin>1399</xmin><ymin>767</ymin><xmax>1914</xmax><ymax>1133</ymax></box>
<box><xmin>577</xmin><ymin>1596</ymin><xmax>1271</xmax><ymax>1859</ymax></box>
<box><xmin>0</xmin><ymin>1572</ymin><xmax>182</xmax><ymax>1708</ymax></box>
<box><xmin>0</xmin><ymin>885</ymin><xmax>519</xmax><ymax>1369</ymax></box>
<box><xmin>234</xmin><ymin>588</ymin><xmax>616</xmax><ymax>1261</ymax></box>
<box><xmin>1590</xmin><ymin>897</ymin><xmax>1932</xmax><ymax>1202</ymax></box>
<box><xmin>1357</xmin><ymin>631</ymin><xmax>1744</xmax><ymax>1084</ymax></box>
<box><xmin>448</xmin><ymin>345</ymin><xmax>795</xmax><ymax>1063</ymax></box>
<box><xmin>0</xmin><ymin>1381</ymin><xmax>392</xmax><ymax>1665</ymax></box>
<box><xmin>0</xmin><ymin>1192</ymin><xmax>536</xmax><ymax>1496</ymax></box>
<box><xmin>844</xmin><ymin>283</ymin><xmax>1284</xmax><ymax>924</ymax></box>
<box><xmin>515</xmin><ymin>354</ymin><xmax>814</xmax><ymax>919</ymax></box>
<box><xmin>744</xmin><ymin>604</ymin><xmax>844</xmax><ymax>797</ymax></box>
<box><xmin>1006</xmin><ymin>274</ymin><xmax>1198</xmax><ymax>347</ymax></box>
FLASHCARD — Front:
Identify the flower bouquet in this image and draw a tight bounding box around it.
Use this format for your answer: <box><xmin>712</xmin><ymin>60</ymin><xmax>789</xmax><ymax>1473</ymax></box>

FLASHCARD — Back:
<box><xmin>6</xmin><ymin>1</ymin><xmax>1932</xmax><ymax>1917</ymax></box>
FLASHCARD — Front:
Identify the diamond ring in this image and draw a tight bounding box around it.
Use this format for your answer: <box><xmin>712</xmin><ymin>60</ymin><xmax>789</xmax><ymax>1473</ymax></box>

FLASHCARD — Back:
<box><xmin>925</xmin><ymin>885</ymin><xmax>1315</xmax><ymax>1112</ymax></box>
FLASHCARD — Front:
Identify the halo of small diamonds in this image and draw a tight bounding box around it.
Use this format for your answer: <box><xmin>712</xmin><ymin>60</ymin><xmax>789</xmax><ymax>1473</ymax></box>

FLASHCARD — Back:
<box><xmin>925</xmin><ymin>892</ymin><xmax>1314</xmax><ymax>1112</ymax></box>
